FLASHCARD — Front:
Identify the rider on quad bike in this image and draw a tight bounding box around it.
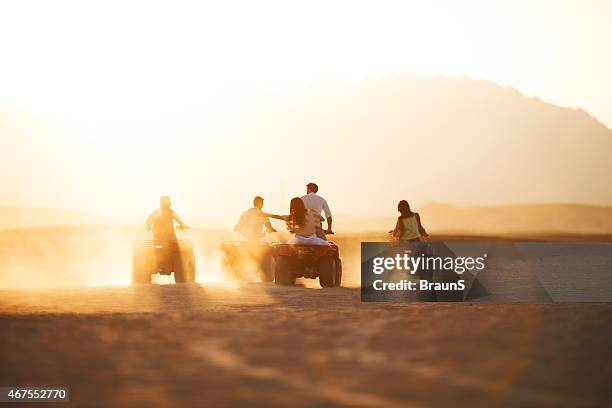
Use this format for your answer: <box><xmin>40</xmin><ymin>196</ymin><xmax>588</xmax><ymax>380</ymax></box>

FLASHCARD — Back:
<box><xmin>132</xmin><ymin>196</ymin><xmax>195</xmax><ymax>284</ymax></box>
<box><xmin>301</xmin><ymin>182</ymin><xmax>333</xmax><ymax>239</ymax></box>
<box><xmin>265</xmin><ymin>197</ymin><xmax>328</xmax><ymax>246</ymax></box>
<box><xmin>264</xmin><ymin>197</ymin><xmax>342</xmax><ymax>287</ymax></box>
<box><xmin>234</xmin><ymin>196</ymin><xmax>276</xmax><ymax>241</ymax></box>
<box><xmin>146</xmin><ymin>196</ymin><xmax>188</xmax><ymax>240</ymax></box>
<box><xmin>221</xmin><ymin>196</ymin><xmax>277</xmax><ymax>282</ymax></box>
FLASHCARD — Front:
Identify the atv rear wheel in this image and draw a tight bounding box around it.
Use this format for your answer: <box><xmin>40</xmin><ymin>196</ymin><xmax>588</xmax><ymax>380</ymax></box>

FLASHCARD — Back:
<box><xmin>259</xmin><ymin>253</ymin><xmax>275</xmax><ymax>282</ymax></box>
<box><xmin>334</xmin><ymin>258</ymin><xmax>342</xmax><ymax>287</ymax></box>
<box><xmin>184</xmin><ymin>253</ymin><xmax>196</xmax><ymax>283</ymax></box>
<box><xmin>220</xmin><ymin>251</ymin><xmax>236</xmax><ymax>279</ymax></box>
<box><xmin>132</xmin><ymin>254</ymin><xmax>153</xmax><ymax>284</ymax></box>
<box><xmin>274</xmin><ymin>258</ymin><xmax>295</xmax><ymax>285</ymax></box>
<box><xmin>319</xmin><ymin>257</ymin><xmax>336</xmax><ymax>288</ymax></box>
<box><xmin>174</xmin><ymin>269</ymin><xmax>185</xmax><ymax>283</ymax></box>
<box><xmin>171</xmin><ymin>245</ymin><xmax>195</xmax><ymax>283</ymax></box>
<box><xmin>174</xmin><ymin>253</ymin><xmax>195</xmax><ymax>283</ymax></box>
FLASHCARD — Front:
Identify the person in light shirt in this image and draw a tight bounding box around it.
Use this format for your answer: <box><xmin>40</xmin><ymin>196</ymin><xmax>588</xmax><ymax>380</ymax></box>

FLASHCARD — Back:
<box><xmin>265</xmin><ymin>197</ymin><xmax>329</xmax><ymax>246</ymax></box>
<box><xmin>391</xmin><ymin>200</ymin><xmax>428</xmax><ymax>241</ymax></box>
<box><xmin>301</xmin><ymin>182</ymin><xmax>333</xmax><ymax>237</ymax></box>
<box><xmin>235</xmin><ymin>196</ymin><xmax>276</xmax><ymax>241</ymax></box>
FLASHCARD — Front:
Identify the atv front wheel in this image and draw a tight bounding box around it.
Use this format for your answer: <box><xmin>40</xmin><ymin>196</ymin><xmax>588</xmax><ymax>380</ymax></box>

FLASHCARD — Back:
<box><xmin>171</xmin><ymin>241</ymin><xmax>196</xmax><ymax>284</ymax></box>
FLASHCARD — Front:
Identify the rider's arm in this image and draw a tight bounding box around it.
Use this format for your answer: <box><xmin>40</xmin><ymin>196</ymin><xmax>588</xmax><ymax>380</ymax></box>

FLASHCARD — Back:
<box><xmin>263</xmin><ymin>212</ymin><xmax>289</xmax><ymax>221</ymax></box>
<box><xmin>172</xmin><ymin>211</ymin><xmax>188</xmax><ymax>229</ymax></box>
<box><xmin>392</xmin><ymin>218</ymin><xmax>402</xmax><ymax>239</ymax></box>
<box><xmin>415</xmin><ymin>213</ymin><xmax>429</xmax><ymax>237</ymax></box>
<box><xmin>145</xmin><ymin>211</ymin><xmax>156</xmax><ymax>231</ymax></box>
<box><xmin>234</xmin><ymin>213</ymin><xmax>245</xmax><ymax>233</ymax></box>
<box><xmin>325</xmin><ymin>216</ymin><xmax>333</xmax><ymax>233</ymax></box>
<box><xmin>322</xmin><ymin>199</ymin><xmax>333</xmax><ymax>233</ymax></box>
<box><xmin>264</xmin><ymin>216</ymin><xmax>276</xmax><ymax>233</ymax></box>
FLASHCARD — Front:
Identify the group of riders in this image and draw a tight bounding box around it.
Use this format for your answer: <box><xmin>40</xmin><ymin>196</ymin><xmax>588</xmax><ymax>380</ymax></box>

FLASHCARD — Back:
<box><xmin>145</xmin><ymin>182</ymin><xmax>428</xmax><ymax>244</ymax></box>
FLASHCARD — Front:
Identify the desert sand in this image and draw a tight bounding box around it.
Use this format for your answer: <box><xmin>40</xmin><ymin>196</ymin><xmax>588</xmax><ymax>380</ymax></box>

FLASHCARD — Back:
<box><xmin>1</xmin><ymin>284</ymin><xmax>611</xmax><ymax>407</ymax></box>
<box><xmin>1</xmin><ymin>227</ymin><xmax>611</xmax><ymax>407</ymax></box>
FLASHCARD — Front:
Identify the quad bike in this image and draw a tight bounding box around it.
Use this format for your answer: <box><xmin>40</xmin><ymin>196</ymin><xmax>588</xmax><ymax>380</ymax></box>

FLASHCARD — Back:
<box><xmin>220</xmin><ymin>240</ymin><xmax>274</xmax><ymax>282</ymax></box>
<box><xmin>132</xmin><ymin>227</ymin><xmax>195</xmax><ymax>284</ymax></box>
<box><xmin>271</xmin><ymin>242</ymin><xmax>342</xmax><ymax>287</ymax></box>
<box><xmin>382</xmin><ymin>236</ymin><xmax>462</xmax><ymax>301</ymax></box>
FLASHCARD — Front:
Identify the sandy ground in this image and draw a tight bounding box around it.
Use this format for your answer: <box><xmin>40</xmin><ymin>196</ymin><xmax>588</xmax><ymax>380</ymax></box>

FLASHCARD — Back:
<box><xmin>1</xmin><ymin>283</ymin><xmax>611</xmax><ymax>407</ymax></box>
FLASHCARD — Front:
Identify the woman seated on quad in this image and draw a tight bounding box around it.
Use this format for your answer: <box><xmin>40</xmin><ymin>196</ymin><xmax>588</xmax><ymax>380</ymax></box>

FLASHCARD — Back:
<box><xmin>392</xmin><ymin>200</ymin><xmax>429</xmax><ymax>242</ymax></box>
<box><xmin>265</xmin><ymin>197</ymin><xmax>330</xmax><ymax>246</ymax></box>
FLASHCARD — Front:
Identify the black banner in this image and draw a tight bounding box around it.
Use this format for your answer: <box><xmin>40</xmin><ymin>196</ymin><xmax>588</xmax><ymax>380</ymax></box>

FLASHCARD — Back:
<box><xmin>361</xmin><ymin>242</ymin><xmax>612</xmax><ymax>302</ymax></box>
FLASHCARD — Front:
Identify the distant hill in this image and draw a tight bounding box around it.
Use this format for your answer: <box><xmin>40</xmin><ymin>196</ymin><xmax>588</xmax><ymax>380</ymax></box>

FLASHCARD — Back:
<box><xmin>1</xmin><ymin>75</ymin><xmax>612</xmax><ymax>217</ymax></box>
<box><xmin>234</xmin><ymin>75</ymin><xmax>612</xmax><ymax>214</ymax></box>
<box><xmin>335</xmin><ymin>203</ymin><xmax>612</xmax><ymax>234</ymax></box>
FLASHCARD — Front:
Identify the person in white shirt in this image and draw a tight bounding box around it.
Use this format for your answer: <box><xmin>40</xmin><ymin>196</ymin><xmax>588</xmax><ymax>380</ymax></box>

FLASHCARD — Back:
<box><xmin>265</xmin><ymin>197</ymin><xmax>329</xmax><ymax>246</ymax></box>
<box><xmin>301</xmin><ymin>182</ymin><xmax>333</xmax><ymax>237</ymax></box>
<box><xmin>235</xmin><ymin>196</ymin><xmax>276</xmax><ymax>241</ymax></box>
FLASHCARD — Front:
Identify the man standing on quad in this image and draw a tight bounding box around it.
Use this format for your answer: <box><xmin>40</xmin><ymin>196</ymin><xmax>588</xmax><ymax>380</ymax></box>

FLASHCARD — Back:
<box><xmin>235</xmin><ymin>196</ymin><xmax>276</xmax><ymax>241</ymax></box>
<box><xmin>301</xmin><ymin>182</ymin><xmax>333</xmax><ymax>238</ymax></box>
<box><xmin>145</xmin><ymin>196</ymin><xmax>188</xmax><ymax>241</ymax></box>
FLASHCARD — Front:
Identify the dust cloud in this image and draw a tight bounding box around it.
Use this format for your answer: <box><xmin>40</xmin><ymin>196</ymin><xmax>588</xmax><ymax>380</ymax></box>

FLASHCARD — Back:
<box><xmin>0</xmin><ymin>225</ymin><xmax>365</xmax><ymax>288</ymax></box>
<box><xmin>0</xmin><ymin>226</ymin><xmax>230</xmax><ymax>288</ymax></box>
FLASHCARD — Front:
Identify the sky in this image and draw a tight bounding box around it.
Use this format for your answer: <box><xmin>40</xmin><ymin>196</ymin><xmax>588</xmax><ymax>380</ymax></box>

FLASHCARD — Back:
<box><xmin>0</xmin><ymin>0</ymin><xmax>611</xmax><ymax>127</ymax></box>
<box><xmin>0</xmin><ymin>0</ymin><xmax>611</xmax><ymax>221</ymax></box>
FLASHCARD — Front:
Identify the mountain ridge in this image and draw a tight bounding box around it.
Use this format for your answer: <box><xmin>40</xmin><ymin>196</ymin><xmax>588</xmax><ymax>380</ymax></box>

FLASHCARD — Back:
<box><xmin>1</xmin><ymin>74</ymin><xmax>611</xmax><ymax>215</ymax></box>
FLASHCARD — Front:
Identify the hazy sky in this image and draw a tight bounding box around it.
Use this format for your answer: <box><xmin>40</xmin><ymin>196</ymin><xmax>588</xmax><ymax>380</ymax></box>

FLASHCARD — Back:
<box><xmin>1</xmin><ymin>0</ymin><xmax>611</xmax><ymax>221</ymax></box>
<box><xmin>1</xmin><ymin>0</ymin><xmax>611</xmax><ymax>127</ymax></box>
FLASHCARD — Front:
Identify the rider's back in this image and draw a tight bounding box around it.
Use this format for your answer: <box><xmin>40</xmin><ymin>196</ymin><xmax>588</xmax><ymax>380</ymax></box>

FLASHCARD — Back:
<box><xmin>236</xmin><ymin>208</ymin><xmax>266</xmax><ymax>241</ymax></box>
<box><xmin>149</xmin><ymin>208</ymin><xmax>177</xmax><ymax>241</ymax></box>
<box><xmin>399</xmin><ymin>215</ymin><xmax>421</xmax><ymax>240</ymax></box>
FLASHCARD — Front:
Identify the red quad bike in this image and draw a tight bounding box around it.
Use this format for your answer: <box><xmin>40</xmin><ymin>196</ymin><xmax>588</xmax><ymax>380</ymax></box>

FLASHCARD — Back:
<box><xmin>132</xmin><ymin>228</ymin><xmax>196</xmax><ymax>284</ymax></box>
<box><xmin>220</xmin><ymin>241</ymin><xmax>274</xmax><ymax>282</ymax></box>
<box><xmin>271</xmin><ymin>243</ymin><xmax>342</xmax><ymax>287</ymax></box>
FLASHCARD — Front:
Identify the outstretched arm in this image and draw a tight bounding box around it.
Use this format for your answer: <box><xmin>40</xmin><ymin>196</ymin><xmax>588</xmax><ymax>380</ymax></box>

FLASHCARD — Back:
<box><xmin>173</xmin><ymin>211</ymin><xmax>188</xmax><ymax>229</ymax></box>
<box><xmin>145</xmin><ymin>211</ymin><xmax>156</xmax><ymax>231</ymax></box>
<box><xmin>262</xmin><ymin>212</ymin><xmax>289</xmax><ymax>221</ymax></box>
<box><xmin>415</xmin><ymin>213</ymin><xmax>428</xmax><ymax>237</ymax></box>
